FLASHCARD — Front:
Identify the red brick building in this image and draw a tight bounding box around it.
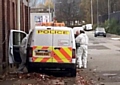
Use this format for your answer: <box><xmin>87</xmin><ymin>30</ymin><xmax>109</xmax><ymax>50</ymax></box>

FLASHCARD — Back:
<box><xmin>0</xmin><ymin>0</ymin><xmax>29</xmax><ymax>74</ymax></box>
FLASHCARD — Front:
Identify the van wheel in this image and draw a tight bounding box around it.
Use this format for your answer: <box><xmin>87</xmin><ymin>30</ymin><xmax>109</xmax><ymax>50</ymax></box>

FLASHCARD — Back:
<box><xmin>103</xmin><ymin>35</ymin><xmax>106</xmax><ymax>37</ymax></box>
<box><xmin>71</xmin><ymin>68</ymin><xmax>76</xmax><ymax>77</ymax></box>
<box><xmin>27</xmin><ymin>65</ymin><xmax>38</xmax><ymax>73</ymax></box>
<box><xmin>94</xmin><ymin>35</ymin><xmax>97</xmax><ymax>37</ymax></box>
<box><xmin>27</xmin><ymin>66</ymin><xmax>33</xmax><ymax>73</ymax></box>
<box><xmin>26</xmin><ymin>62</ymin><xmax>34</xmax><ymax>73</ymax></box>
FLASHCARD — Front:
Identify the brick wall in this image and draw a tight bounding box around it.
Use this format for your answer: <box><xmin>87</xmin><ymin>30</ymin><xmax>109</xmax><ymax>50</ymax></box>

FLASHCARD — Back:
<box><xmin>21</xmin><ymin>1</ymin><xmax>29</xmax><ymax>32</ymax></box>
<box><xmin>0</xmin><ymin>0</ymin><xmax>29</xmax><ymax>74</ymax></box>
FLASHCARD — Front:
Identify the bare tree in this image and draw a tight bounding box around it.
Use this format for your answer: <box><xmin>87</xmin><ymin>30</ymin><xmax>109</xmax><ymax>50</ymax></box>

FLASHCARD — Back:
<box><xmin>55</xmin><ymin>0</ymin><xmax>81</xmax><ymax>25</ymax></box>
<box><xmin>79</xmin><ymin>0</ymin><xmax>120</xmax><ymax>24</ymax></box>
<box><xmin>26</xmin><ymin>0</ymin><xmax>38</xmax><ymax>7</ymax></box>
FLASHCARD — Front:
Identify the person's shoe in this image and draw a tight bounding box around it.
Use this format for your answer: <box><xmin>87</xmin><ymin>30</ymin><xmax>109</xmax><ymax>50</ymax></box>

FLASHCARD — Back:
<box><xmin>78</xmin><ymin>67</ymin><xmax>81</xmax><ymax>69</ymax></box>
<box><xmin>76</xmin><ymin>64</ymin><xmax>78</xmax><ymax>68</ymax></box>
<box><xmin>83</xmin><ymin>66</ymin><xmax>87</xmax><ymax>69</ymax></box>
<box><xmin>78</xmin><ymin>65</ymin><xmax>83</xmax><ymax>69</ymax></box>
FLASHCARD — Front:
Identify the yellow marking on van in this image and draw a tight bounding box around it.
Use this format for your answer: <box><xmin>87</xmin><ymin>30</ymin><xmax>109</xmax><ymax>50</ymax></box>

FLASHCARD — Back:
<box><xmin>54</xmin><ymin>50</ymin><xmax>69</xmax><ymax>62</ymax></box>
<box><xmin>34</xmin><ymin>58</ymin><xmax>43</xmax><ymax>62</ymax></box>
<box><xmin>34</xmin><ymin>57</ymin><xmax>52</xmax><ymax>62</ymax></box>
<box><xmin>52</xmin><ymin>58</ymin><xmax>58</xmax><ymax>62</ymax></box>
<box><xmin>63</xmin><ymin>48</ymin><xmax>72</xmax><ymax>58</ymax></box>
<box><xmin>37</xmin><ymin>30</ymin><xmax>70</xmax><ymax>35</ymax></box>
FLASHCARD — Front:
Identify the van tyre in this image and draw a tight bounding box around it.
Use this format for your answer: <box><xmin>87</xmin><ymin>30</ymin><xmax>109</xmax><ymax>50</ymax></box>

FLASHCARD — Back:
<box><xmin>27</xmin><ymin>67</ymin><xmax>32</xmax><ymax>73</ymax></box>
<box><xmin>27</xmin><ymin>64</ymin><xmax>39</xmax><ymax>73</ymax></box>
<box><xmin>71</xmin><ymin>68</ymin><xmax>76</xmax><ymax>77</ymax></box>
<box><xmin>27</xmin><ymin>65</ymin><xmax>33</xmax><ymax>73</ymax></box>
<box><xmin>94</xmin><ymin>35</ymin><xmax>97</xmax><ymax>37</ymax></box>
<box><xmin>104</xmin><ymin>35</ymin><xmax>106</xmax><ymax>37</ymax></box>
<box><xmin>26</xmin><ymin>62</ymin><xmax>34</xmax><ymax>73</ymax></box>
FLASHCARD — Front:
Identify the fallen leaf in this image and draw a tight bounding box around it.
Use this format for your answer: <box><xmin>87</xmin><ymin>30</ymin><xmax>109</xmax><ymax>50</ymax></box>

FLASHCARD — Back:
<box><xmin>98</xmin><ymin>77</ymin><xmax>101</xmax><ymax>81</ymax></box>
<box><xmin>27</xmin><ymin>84</ymin><xmax>33</xmax><ymax>85</ymax></box>
<box><xmin>19</xmin><ymin>76</ymin><xmax>22</xmax><ymax>79</ymax></box>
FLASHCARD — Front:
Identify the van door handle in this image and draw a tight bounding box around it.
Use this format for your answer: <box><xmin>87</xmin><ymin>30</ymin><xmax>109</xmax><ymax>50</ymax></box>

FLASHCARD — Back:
<box><xmin>54</xmin><ymin>47</ymin><xmax>60</xmax><ymax>50</ymax></box>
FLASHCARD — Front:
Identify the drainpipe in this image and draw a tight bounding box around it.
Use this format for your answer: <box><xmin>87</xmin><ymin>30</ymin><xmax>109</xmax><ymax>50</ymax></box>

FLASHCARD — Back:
<box><xmin>28</xmin><ymin>0</ymin><xmax>30</xmax><ymax>30</ymax></box>
<box><xmin>17</xmin><ymin>0</ymin><xmax>21</xmax><ymax>30</ymax></box>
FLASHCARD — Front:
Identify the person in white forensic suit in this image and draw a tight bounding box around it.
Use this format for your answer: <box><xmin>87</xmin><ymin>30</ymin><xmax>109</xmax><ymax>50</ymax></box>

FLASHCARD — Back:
<box><xmin>17</xmin><ymin>35</ymin><xmax>28</xmax><ymax>73</ymax></box>
<box><xmin>75</xmin><ymin>29</ymin><xmax>89</xmax><ymax>69</ymax></box>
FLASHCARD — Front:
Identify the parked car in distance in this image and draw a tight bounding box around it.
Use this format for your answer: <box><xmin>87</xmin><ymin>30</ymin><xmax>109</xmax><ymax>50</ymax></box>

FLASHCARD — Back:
<box><xmin>94</xmin><ymin>27</ymin><xmax>106</xmax><ymax>37</ymax></box>
<box><xmin>73</xmin><ymin>26</ymin><xmax>84</xmax><ymax>34</ymax></box>
<box><xmin>84</xmin><ymin>24</ymin><xmax>93</xmax><ymax>31</ymax></box>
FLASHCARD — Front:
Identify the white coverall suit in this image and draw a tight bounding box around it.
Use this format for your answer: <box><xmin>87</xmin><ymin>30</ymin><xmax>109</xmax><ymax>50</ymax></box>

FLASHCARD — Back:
<box><xmin>17</xmin><ymin>36</ymin><xmax>28</xmax><ymax>72</ymax></box>
<box><xmin>75</xmin><ymin>33</ymin><xmax>89</xmax><ymax>68</ymax></box>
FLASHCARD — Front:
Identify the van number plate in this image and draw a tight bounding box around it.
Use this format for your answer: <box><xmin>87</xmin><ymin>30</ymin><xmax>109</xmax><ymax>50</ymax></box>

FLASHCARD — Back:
<box><xmin>35</xmin><ymin>50</ymin><xmax>50</xmax><ymax>57</ymax></box>
<box><xmin>35</xmin><ymin>52</ymin><xmax>49</xmax><ymax>56</ymax></box>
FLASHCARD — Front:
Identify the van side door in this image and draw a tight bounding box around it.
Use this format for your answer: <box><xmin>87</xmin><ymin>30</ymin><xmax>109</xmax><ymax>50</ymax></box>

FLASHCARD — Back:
<box><xmin>8</xmin><ymin>30</ymin><xmax>27</xmax><ymax>64</ymax></box>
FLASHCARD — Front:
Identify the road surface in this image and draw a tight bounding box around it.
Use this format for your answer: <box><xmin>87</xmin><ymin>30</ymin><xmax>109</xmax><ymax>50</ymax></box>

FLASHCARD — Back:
<box><xmin>80</xmin><ymin>31</ymin><xmax>120</xmax><ymax>85</ymax></box>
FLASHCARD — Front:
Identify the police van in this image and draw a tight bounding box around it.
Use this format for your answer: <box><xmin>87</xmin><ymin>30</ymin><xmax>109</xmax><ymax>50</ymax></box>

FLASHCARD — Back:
<box><xmin>8</xmin><ymin>23</ymin><xmax>76</xmax><ymax>76</ymax></box>
<box><xmin>27</xmin><ymin>24</ymin><xmax>76</xmax><ymax>76</ymax></box>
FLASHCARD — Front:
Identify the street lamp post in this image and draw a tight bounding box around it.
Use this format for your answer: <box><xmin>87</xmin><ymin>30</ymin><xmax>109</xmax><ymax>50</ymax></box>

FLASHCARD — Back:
<box><xmin>113</xmin><ymin>3</ymin><xmax>116</xmax><ymax>13</ymax></box>
<box><xmin>97</xmin><ymin>0</ymin><xmax>99</xmax><ymax>26</ymax></box>
<box><xmin>108</xmin><ymin>0</ymin><xmax>110</xmax><ymax>26</ymax></box>
<box><xmin>91</xmin><ymin>0</ymin><xmax>93</xmax><ymax>25</ymax></box>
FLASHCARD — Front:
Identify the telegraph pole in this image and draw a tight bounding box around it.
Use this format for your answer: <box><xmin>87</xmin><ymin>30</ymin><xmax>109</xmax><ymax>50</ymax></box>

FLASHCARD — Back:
<box><xmin>49</xmin><ymin>3</ymin><xmax>51</xmax><ymax>22</ymax></box>
<box><xmin>17</xmin><ymin>0</ymin><xmax>21</xmax><ymax>30</ymax></box>
<box><xmin>53</xmin><ymin>0</ymin><xmax>56</xmax><ymax>18</ymax></box>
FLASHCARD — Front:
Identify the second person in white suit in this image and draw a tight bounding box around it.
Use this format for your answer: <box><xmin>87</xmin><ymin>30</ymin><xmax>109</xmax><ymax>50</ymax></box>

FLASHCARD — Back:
<box><xmin>75</xmin><ymin>29</ymin><xmax>89</xmax><ymax>69</ymax></box>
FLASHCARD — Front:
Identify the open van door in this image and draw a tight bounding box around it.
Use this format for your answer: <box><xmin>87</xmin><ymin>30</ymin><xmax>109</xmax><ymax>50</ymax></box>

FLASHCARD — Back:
<box><xmin>8</xmin><ymin>30</ymin><xmax>27</xmax><ymax>65</ymax></box>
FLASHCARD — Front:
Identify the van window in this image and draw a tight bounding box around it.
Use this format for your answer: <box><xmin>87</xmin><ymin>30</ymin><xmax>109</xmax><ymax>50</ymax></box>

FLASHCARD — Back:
<box><xmin>33</xmin><ymin>30</ymin><xmax>53</xmax><ymax>46</ymax></box>
<box><xmin>53</xmin><ymin>30</ymin><xmax>71</xmax><ymax>47</ymax></box>
<box><xmin>13</xmin><ymin>32</ymin><xmax>26</xmax><ymax>45</ymax></box>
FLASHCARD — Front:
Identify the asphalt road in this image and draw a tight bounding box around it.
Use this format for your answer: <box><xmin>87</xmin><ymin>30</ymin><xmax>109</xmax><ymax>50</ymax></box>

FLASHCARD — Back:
<box><xmin>81</xmin><ymin>31</ymin><xmax>120</xmax><ymax>85</ymax></box>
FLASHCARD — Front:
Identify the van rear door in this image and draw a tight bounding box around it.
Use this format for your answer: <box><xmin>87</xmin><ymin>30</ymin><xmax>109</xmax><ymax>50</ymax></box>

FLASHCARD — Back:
<box><xmin>52</xmin><ymin>27</ymin><xmax>72</xmax><ymax>63</ymax></box>
<box><xmin>31</xmin><ymin>27</ymin><xmax>53</xmax><ymax>63</ymax></box>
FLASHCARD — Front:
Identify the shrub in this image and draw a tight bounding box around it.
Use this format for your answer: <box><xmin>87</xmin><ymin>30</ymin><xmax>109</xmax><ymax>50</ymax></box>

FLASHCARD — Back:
<box><xmin>103</xmin><ymin>18</ymin><xmax>120</xmax><ymax>35</ymax></box>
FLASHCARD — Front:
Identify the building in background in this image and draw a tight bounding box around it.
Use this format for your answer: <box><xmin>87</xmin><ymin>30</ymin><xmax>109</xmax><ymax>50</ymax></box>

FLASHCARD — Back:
<box><xmin>0</xmin><ymin>0</ymin><xmax>29</xmax><ymax>74</ymax></box>
<box><xmin>30</xmin><ymin>8</ymin><xmax>52</xmax><ymax>29</ymax></box>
